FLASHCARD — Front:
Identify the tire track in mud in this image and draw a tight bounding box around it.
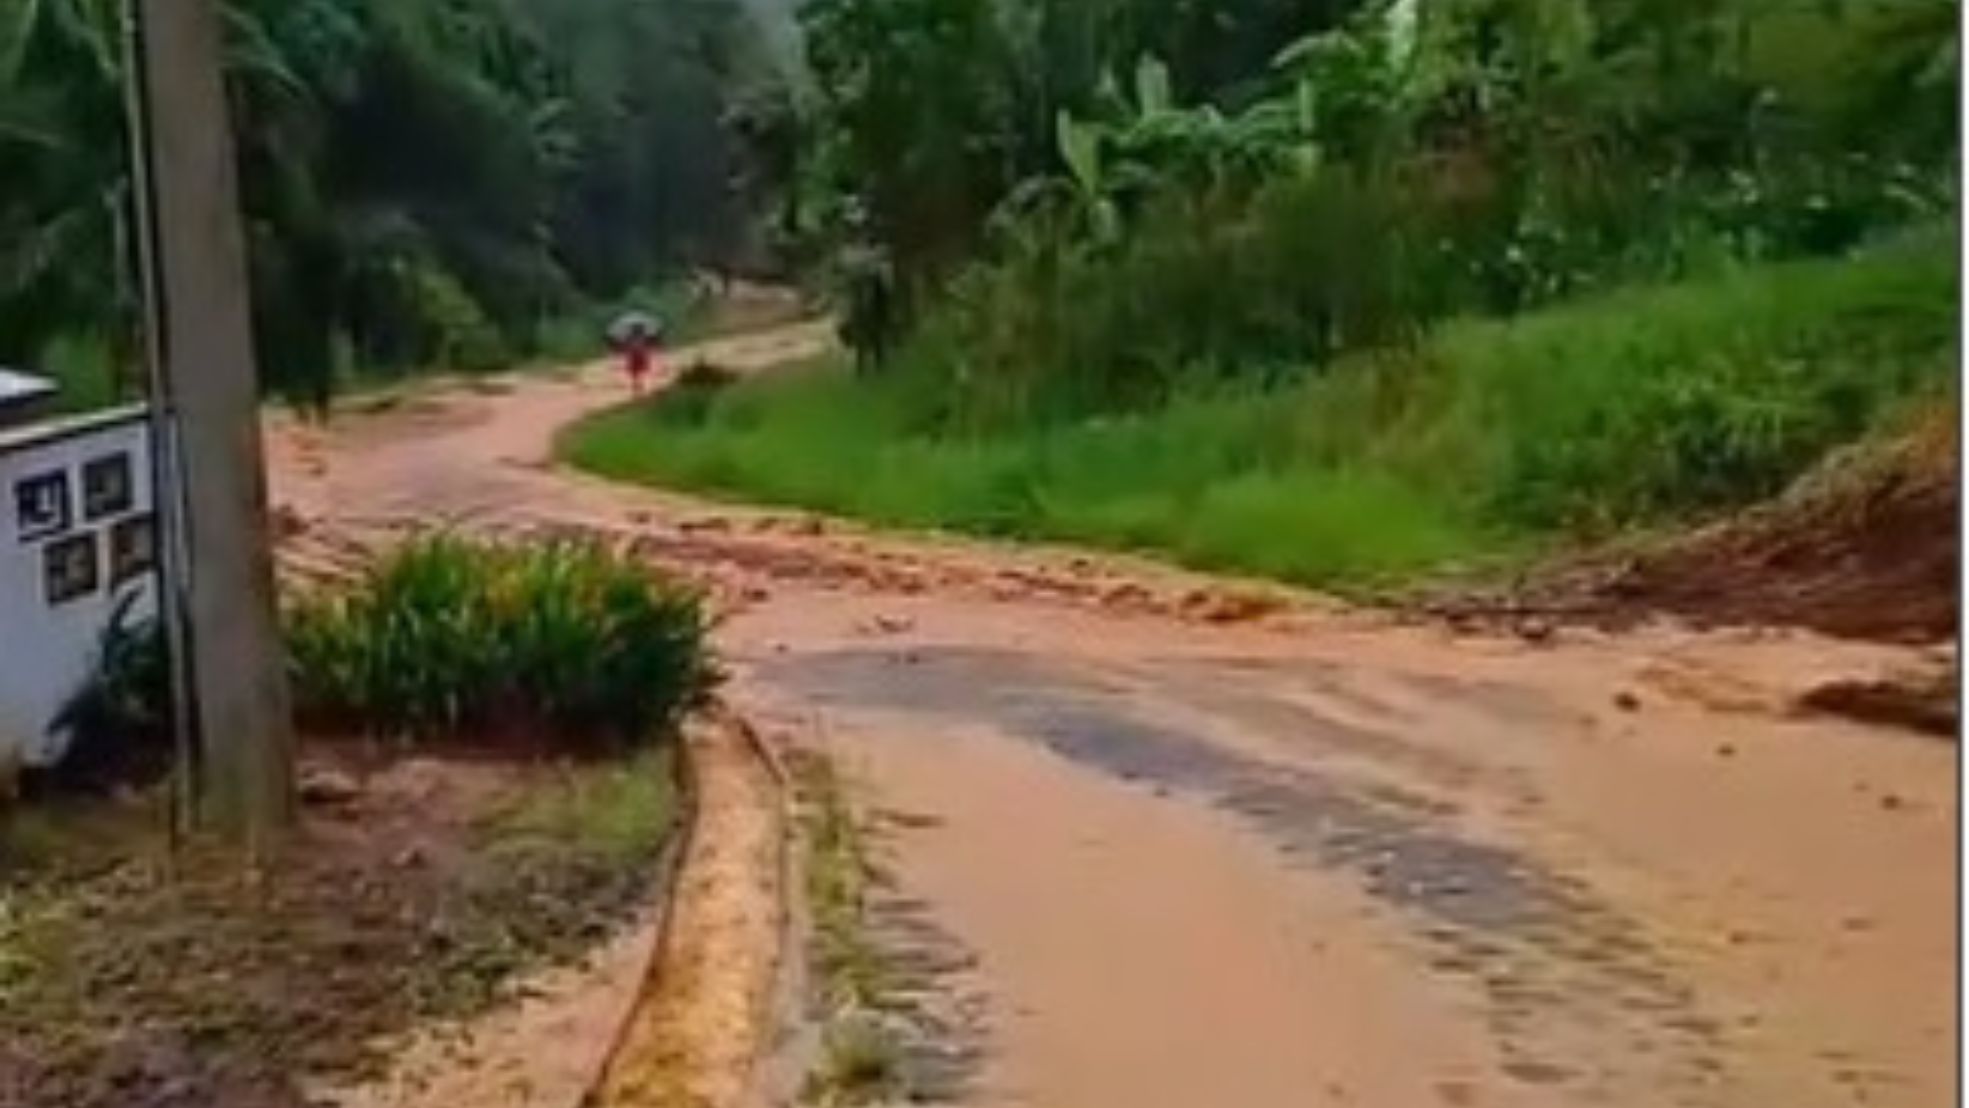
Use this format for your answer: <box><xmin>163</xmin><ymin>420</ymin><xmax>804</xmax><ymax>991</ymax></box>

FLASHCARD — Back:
<box><xmin>755</xmin><ymin>645</ymin><xmax>1737</xmax><ymax>1107</ymax></box>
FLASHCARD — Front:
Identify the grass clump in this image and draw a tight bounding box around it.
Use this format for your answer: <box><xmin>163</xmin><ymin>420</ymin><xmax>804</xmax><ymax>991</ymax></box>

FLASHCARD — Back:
<box><xmin>796</xmin><ymin>755</ymin><xmax>907</xmax><ymax>1106</ymax></box>
<box><xmin>562</xmin><ymin>232</ymin><xmax>1954</xmax><ymax>589</ymax></box>
<box><xmin>810</xmin><ymin>1016</ymin><xmax>907</xmax><ymax>1108</ymax></box>
<box><xmin>287</xmin><ymin>536</ymin><xmax>714</xmax><ymax>749</ymax></box>
<box><xmin>479</xmin><ymin>746</ymin><xmax>681</xmax><ymax>881</ymax></box>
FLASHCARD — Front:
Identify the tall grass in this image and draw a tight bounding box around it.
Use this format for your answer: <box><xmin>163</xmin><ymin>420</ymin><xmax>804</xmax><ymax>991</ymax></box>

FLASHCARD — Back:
<box><xmin>287</xmin><ymin>537</ymin><xmax>714</xmax><ymax>749</ymax></box>
<box><xmin>42</xmin><ymin>538</ymin><xmax>710</xmax><ymax>795</ymax></box>
<box><xmin>561</xmin><ymin>229</ymin><xmax>1955</xmax><ymax>588</ymax></box>
<box><xmin>1303</xmin><ymin>228</ymin><xmax>1959</xmax><ymax>533</ymax></box>
<box><xmin>565</xmin><ymin>366</ymin><xmax>1507</xmax><ymax>586</ymax></box>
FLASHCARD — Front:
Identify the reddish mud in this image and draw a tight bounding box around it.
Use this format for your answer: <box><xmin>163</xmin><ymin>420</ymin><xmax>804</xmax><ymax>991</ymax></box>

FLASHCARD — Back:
<box><xmin>270</xmin><ymin>323</ymin><xmax>1956</xmax><ymax>1108</ymax></box>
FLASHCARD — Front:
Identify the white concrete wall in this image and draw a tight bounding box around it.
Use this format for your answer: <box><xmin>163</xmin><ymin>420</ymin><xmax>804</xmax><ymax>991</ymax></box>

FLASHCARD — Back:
<box><xmin>0</xmin><ymin>408</ymin><xmax>157</xmax><ymax>766</ymax></box>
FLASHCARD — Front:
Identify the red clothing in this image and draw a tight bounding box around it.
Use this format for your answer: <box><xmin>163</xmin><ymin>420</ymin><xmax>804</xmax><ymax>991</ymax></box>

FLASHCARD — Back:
<box><xmin>620</xmin><ymin>337</ymin><xmax>661</xmax><ymax>395</ymax></box>
<box><xmin>625</xmin><ymin>344</ymin><xmax>653</xmax><ymax>378</ymax></box>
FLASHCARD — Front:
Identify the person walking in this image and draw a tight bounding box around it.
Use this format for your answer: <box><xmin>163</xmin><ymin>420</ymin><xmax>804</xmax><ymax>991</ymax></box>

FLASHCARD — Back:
<box><xmin>607</xmin><ymin>312</ymin><xmax>665</xmax><ymax>397</ymax></box>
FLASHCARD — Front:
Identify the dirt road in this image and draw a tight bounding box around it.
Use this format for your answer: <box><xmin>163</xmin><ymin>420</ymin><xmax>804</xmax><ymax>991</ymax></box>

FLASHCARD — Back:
<box><xmin>270</xmin><ymin>324</ymin><xmax>1956</xmax><ymax>1108</ymax></box>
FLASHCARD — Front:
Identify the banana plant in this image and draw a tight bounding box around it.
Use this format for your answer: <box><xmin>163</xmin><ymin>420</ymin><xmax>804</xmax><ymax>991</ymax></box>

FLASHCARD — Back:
<box><xmin>1025</xmin><ymin>46</ymin><xmax>1329</xmax><ymax>247</ymax></box>
<box><xmin>1055</xmin><ymin>108</ymin><xmax>1122</xmax><ymax>242</ymax></box>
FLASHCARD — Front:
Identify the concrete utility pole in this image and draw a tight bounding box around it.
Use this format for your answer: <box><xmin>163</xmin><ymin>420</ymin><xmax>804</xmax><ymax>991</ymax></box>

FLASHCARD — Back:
<box><xmin>126</xmin><ymin>0</ymin><xmax>295</xmax><ymax>847</ymax></box>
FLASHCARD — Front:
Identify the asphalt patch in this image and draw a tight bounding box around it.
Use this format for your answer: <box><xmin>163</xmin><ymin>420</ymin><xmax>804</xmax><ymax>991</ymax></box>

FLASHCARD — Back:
<box><xmin>758</xmin><ymin>646</ymin><xmax>1735</xmax><ymax>1103</ymax></box>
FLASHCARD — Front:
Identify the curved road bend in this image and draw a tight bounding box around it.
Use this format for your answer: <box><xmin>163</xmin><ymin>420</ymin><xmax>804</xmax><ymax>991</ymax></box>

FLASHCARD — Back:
<box><xmin>270</xmin><ymin>323</ymin><xmax>1955</xmax><ymax>1108</ymax></box>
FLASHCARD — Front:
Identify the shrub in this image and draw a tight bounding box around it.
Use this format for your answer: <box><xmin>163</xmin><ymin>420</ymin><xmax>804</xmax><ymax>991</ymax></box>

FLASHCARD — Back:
<box><xmin>675</xmin><ymin>360</ymin><xmax>739</xmax><ymax>391</ymax></box>
<box><xmin>45</xmin><ymin>594</ymin><xmax>173</xmax><ymax>794</ymax></box>
<box><xmin>287</xmin><ymin>536</ymin><xmax>714</xmax><ymax>750</ymax></box>
<box><xmin>410</xmin><ymin>265</ymin><xmax>509</xmax><ymax>375</ymax></box>
<box><xmin>923</xmin><ymin>171</ymin><xmax>1434</xmax><ymax>425</ymax></box>
<box><xmin>885</xmin><ymin>117</ymin><xmax>1949</xmax><ymax>430</ymax></box>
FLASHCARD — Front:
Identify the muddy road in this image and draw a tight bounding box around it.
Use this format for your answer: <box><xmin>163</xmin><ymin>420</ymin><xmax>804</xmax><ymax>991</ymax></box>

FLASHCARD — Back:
<box><xmin>270</xmin><ymin>324</ymin><xmax>1956</xmax><ymax>1108</ymax></box>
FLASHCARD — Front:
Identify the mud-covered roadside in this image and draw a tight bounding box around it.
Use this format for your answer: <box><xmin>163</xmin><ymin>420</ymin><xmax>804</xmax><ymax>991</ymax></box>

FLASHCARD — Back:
<box><xmin>0</xmin><ymin>748</ymin><xmax>676</xmax><ymax>1108</ymax></box>
<box><xmin>267</xmin><ymin>320</ymin><xmax>1957</xmax><ymax>1108</ymax></box>
<box><xmin>1415</xmin><ymin>408</ymin><xmax>1959</xmax><ymax>650</ymax></box>
<box><xmin>589</xmin><ymin>711</ymin><xmax>786</xmax><ymax>1108</ymax></box>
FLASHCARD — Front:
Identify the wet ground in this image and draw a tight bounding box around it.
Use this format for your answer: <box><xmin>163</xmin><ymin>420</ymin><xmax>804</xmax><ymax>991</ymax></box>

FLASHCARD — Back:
<box><xmin>270</xmin><ymin>323</ymin><xmax>1957</xmax><ymax>1108</ymax></box>
<box><xmin>757</xmin><ymin>645</ymin><xmax>1725</xmax><ymax>1101</ymax></box>
<box><xmin>722</xmin><ymin>602</ymin><xmax>1951</xmax><ymax>1108</ymax></box>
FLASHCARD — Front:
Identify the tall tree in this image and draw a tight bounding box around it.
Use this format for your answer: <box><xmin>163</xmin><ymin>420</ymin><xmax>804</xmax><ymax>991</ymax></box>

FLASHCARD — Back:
<box><xmin>0</xmin><ymin>0</ymin><xmax>784</xmax><ymax>406</ymax></box>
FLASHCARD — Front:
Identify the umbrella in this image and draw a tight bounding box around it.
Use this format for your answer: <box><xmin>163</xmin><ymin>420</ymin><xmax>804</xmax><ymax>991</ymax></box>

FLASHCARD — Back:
<box><xmin>606</xmin><ymin>311</ymin><xmax>665</xmax><ymax>349</ymax></box>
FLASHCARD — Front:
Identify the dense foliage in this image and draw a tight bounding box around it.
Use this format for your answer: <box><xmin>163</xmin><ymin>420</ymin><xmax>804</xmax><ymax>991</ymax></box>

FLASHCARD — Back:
<box><xmin>2</xmin><ymin>0</ymin><xmax>1956</xmax><ymax>588</ymax></box>
<box><xmin>286</xmin><ymin>536</ymin><xmax>714</xmax><ymax>748</ymax></box>
<box><xmin>0</xmin><ymin>0</ymin><xmax>792</xmax><ymax>405</ymax></box>
<box><xmin>565</xmin><ymin>227</ymin><xmax>1955</xmax><ymax>585</ymax></box>
<box><xmin>794</xmin><ymin>0</ymin><xmax>1956</xmax><ymax>420</ymax></box>
<box><xmin>550</xmin><ymin>0</ymin><xmax>1958</xmax><ymax>589</ymax></box>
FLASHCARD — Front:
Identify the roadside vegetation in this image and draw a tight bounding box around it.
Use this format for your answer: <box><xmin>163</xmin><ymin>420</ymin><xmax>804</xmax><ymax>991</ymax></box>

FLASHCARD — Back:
<box><xmin>2</xmin><ymin>537</ymin><xmax>709</xmax><ymax>1106</ymax></box>
<box><xmin>287</xmin><ymin>536</ymin><xmax>715</xmax><ymax>747</ymax></box>
<box><xmin>45</xmin><ymin>537</ymin><xmax>715</xmax><ymax>787</ymax></box>
<box><xmin>566</xmin><ymin>228</ymin><xmax>1954</xmax><ymax>587</ymax></box>
<box><xmin>0</xmin><ymin>0</ymin><xmax>802</xmax><ymax>410</ymax></box>
<box><xmin>559</xmin><ymin>0</ymin><xmax>1957</xmax><ymax>591</ymax></box>
<box><xmin>795</xmin><ymin>755</ymin><xmax>908</xmax><ymax>1106</ymax></box>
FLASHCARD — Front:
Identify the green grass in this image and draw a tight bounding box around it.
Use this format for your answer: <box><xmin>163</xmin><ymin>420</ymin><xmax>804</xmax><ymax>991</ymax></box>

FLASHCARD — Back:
<box><xmin>285</xmin><ymin>536</ymin><xmax>715</xmax><ymax>748</ymax></box>
<box><xmin>1304</xmin><ymin>226</ymin><xmax>1958</xmax><ymax>533</ymax></box>
<box><xmin>480</xmin><ymin>746</ymin><xmax>680</xmax><ymax>870</ymax></box>
<box><xmin>46</xmin><ymin>536</ymin><xmax>715</xmax><ymax>798</ymax></box>
<box><xmin>795</xmin><ymin>754</ymin><xmax>908</xmax><ymax>1107</ymax></box>
<box><xmin>559</xmin><ymin>229</ymin><xmax>1956</xmax><ymax>589</ymax></box>
<box><xmin>565</xmin><ymin>371</ymin><xmax>1503</xmax><ymax>588</ymax></box>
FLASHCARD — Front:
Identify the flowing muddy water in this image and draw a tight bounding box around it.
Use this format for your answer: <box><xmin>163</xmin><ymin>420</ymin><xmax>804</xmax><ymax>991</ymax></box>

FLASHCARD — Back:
<box><xmin>270</xmin><ymin>322</ymin><xmax>1956</xmax><ymax>1108</ymax></box>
